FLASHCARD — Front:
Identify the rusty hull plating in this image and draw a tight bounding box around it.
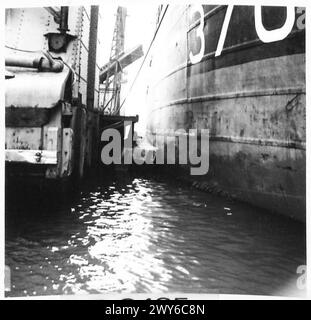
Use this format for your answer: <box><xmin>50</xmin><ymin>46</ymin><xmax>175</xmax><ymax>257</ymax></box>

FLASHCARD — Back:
<box><xmin>145</xmin><ymin>5</ymin><xmax>306</xmax><ymax>221</ymax></box>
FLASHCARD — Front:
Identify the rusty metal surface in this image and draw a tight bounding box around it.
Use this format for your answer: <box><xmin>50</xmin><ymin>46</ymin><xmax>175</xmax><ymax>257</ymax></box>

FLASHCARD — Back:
<box><xmin>5</xmin><ymin>66</ymin><xmax>71</xmax><ymax>108</ymax></box>
<box><xmin>5</xmin><ymin>8</ymin><xmax>53</xmax><ymax>52</ymax></box>
<box><xmin>5</xmin><ymin>6</ymin><xmax>102</xmax><ymax>110</ymax></box>
<box><xmin>6</xmin><ymin>127</ymin><xmax>42</xmax><ymax>150</ymax></box>
<box><xmin>5</xmin><ymin>149</ymin><xmax>57</xmax><ymax>165</ymax></box>
<box><xmin>145</xmin><ymin>5</ymin><xmax>306</xmax><ymax>221</ymax></box>
<box><xmin>6</xmin><ymin>107</ymin><xmax>51</xmax><ymax>127</ymax></box>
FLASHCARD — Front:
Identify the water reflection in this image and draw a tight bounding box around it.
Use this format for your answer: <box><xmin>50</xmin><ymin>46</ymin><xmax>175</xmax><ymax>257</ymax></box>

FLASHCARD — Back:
<box><xmin>5</xmin><ymin>173</ymin><xmax>306</xmax><ymax>297</ymax></box>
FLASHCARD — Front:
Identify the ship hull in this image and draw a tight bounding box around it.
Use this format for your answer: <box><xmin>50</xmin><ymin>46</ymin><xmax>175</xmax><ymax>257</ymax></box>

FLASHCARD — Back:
<box><xmin>146</xmin><ymin>5</ymin><xmax>306</xmax><ymax>221</ymax></box>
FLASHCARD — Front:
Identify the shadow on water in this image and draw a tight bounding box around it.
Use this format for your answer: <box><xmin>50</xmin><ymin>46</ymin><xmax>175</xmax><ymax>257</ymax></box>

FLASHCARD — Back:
<box><xmin>5</xmin><ymin>166</ymin><xmax>306</xmax><ymax>297</ymax></box>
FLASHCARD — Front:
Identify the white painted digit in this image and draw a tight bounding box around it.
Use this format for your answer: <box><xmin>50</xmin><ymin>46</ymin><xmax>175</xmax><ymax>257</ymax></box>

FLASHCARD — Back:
<box><xmin>255</xmin><ymin>5</ymin><xmax>295</xmax><ymax>43</ymax></box>
<box><xmin>189</xmin><ymin>5</ymin><xmax>205</xmax><ymax>65</ymax></box>
<box><xmin>215</xmin><ymin>5</ymin><xmax>234</xmax><ymax>57</ymax></box>
<box><xmin>296</xmin><ymin>7</ymin><xmax>305</xmax><ymax>30</ymax></box>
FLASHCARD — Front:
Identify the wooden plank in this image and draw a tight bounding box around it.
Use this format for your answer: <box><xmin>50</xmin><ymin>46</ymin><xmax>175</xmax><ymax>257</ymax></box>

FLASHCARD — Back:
<box><xmin>99</xmin><ymin>45</ymin><xmax>144</xmax><ymax>82</ymax></box>
<box><xmin>100</xmin><ymin>114</ymin><xmax>139</xmax><ymax>123</ymax></box>
<box><xmin>61</xmin><ymin>128</ymin><xmax>73</xmax><ymax>177</ymax></box>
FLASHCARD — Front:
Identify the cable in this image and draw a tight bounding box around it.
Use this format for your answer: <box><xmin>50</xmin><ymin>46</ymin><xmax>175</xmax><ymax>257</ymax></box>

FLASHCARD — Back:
<box><xmin>115</xmin><ymin>5</ymin><xmax>169</xmax><ymax>114</ymax></box>
<box><xmin>62</xmin><ymin>60</ymin><xmax>77</xmax><ymax>87</ymax></box>
<box><xmin>113</xmin><ymin>4</ymin><xmax>169</xmax><ymax>115</ymax></box>
<box><xmin>5</xmin><ymin>45</ymin><xmax>41</xmax><ymax>53</ymax></box>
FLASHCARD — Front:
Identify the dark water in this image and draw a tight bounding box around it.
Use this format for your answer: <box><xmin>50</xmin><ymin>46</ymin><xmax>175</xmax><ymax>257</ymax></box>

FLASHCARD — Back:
<box><xmin>5</xmin><ymin>172</ymin><xmax>306</xmax><ymax>297</ymax></box>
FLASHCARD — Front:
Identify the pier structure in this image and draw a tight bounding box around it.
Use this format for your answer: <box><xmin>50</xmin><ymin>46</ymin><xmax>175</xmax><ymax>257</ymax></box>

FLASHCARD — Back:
<box><xmin>5</xmin><ymin>6</ymin><xmax>140</xmax><ymax>184</ymax></box>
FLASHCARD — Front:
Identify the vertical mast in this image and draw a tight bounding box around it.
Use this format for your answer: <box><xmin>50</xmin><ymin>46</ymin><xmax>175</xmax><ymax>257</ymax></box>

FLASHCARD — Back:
<box><xmin>102</xmin><ymin>6</ymin><xmax>127</xmax><ymax>115</ymax></box>
<box><xmin>87</xmin><ymin>5</ymin><xmax>99</xmax><ymax>110</ymax></box>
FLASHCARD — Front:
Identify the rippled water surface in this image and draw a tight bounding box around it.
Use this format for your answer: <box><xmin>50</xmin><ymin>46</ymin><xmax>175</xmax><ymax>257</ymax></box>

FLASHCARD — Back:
<box><xmin>5</xmin><ymin>172</ymin><xmax>306</xmax><ymax>297</ymax></box>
